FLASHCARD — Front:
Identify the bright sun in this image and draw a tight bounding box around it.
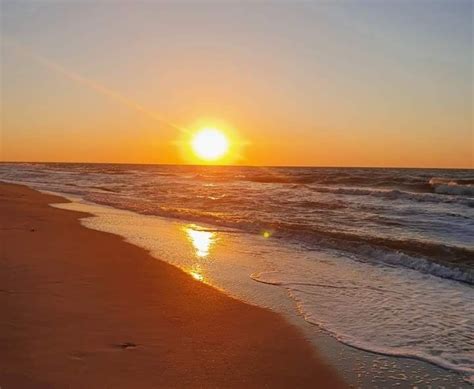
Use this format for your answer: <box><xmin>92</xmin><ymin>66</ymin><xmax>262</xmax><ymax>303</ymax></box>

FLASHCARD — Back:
<box><xmin>191</xmin><ymin>128</ymin><xmax>229</xmax><ymax>161</ymax></box>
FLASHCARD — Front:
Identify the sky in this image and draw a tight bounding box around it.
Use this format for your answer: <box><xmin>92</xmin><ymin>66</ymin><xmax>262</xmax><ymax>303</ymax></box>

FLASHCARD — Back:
<box><xmin>1</xmin><ymin>0</ymin><xmax>472</xmax><ymax>168</ymax></box>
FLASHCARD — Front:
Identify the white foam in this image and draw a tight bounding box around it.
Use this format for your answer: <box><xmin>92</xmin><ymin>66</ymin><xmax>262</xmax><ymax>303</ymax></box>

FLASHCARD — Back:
<box><xmin>253</xmin><ymin>258</ymin><xmax>474</xmax><ymax>381</ymax></box>
<box><xmin>309</xmin><ymin>185</ymin><xmax>474</xmax><ymax>206</ymax></box>
<box><xmin>430</xmin><ymin>178</ymin><xmax>474</xmax><ymax>196</ymax></box>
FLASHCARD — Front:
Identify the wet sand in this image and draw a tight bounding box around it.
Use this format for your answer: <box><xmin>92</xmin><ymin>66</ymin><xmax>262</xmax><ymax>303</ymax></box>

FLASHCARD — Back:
<box><xmin>0</xmin><ymin>183</ymin><xmax>346</xmax><ymax>388</ymax></box>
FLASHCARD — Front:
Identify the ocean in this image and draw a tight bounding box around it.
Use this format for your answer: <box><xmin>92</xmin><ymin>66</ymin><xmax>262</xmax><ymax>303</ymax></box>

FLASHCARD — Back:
<box><xmin>1</xmin><ymin>163</ymin><xmax>473</xmax><ymax>381</ymax></box>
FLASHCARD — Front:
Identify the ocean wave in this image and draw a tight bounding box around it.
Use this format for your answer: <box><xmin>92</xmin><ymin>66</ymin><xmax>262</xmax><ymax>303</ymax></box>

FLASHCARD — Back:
<box><xmin>352</xmin><ymin>244</ymin><xmax>474</xmax><ymax>284</ymax></box>
<box><xmin>201</xmin><ymin>170</ymin><xmax>474</xmax><ymax>198</ymax></box>
<box><xmin>429</xmin><ymin>177</ymin><xmax>474</xmax><ymax>196</ymax></box>
<box><xmin>292</xmin><ymin>200</ymin><xmax>346</xmax><ymax>210</ymax></box>
<box><xmin>238</xmin><ymin>174</ymin><xmax>317</xmax><ymax>184</ymax></box>
<box><xmin>90</xmin><ymin>186</ymin><xmax>120</xmax><ymax>193</ymax></box>
<box><xmin>307</xmin><ymin>185</ymin><xmax>474</xmax><ymax>207</ymax></box>
<box><xmin>272</xmin><ymin>225</ymin><xmax>474</xmax><ymax>284</ymax></box>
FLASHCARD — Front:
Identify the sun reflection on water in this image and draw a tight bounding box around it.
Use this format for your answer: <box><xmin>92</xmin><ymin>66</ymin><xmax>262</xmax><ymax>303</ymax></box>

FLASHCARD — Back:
<box><xmin>190</xmin><ymin>269</ymin><xmax>204</xmax><ymax>282</ymax></box>
<box><xmin>184</xmin><ymin>225</ymin><xmax>216</xmax><ymax>258</ymax></box>
<box><xmin>183</xmin><ymin>224</ymin><xmax>218</xmax><ymax>283</ymax></box>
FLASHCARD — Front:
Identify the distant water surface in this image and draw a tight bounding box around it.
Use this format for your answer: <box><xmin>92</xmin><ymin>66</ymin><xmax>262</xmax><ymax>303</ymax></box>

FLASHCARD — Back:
<box><xmin>1</xmin><ymin>163</ymin><xmax>473</xmax><ymax>380</ymax></box>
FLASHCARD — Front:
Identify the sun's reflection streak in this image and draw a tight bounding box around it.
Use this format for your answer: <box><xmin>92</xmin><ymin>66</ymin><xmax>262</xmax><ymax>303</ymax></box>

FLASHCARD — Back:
<box><xmin>184</xmin><ymin>225</ymin><xmax>215</xmax><ymax>258</ymax></box>
<box><xmin>189</xmin><ymin>264</ymin><xmax>205</xmax><ymax>282</ymax></box>
<box><xmin>183</xmin><ymin>224</ymin><xmax>218</xmax><ymax>282</ymax></box>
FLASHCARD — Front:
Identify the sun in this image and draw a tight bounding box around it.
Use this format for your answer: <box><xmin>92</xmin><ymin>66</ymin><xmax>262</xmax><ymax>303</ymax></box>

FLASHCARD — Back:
<box><xmin>191</xmin><ymin>128</ymin><xmax>229</xmax><ymax>161</ymax></box>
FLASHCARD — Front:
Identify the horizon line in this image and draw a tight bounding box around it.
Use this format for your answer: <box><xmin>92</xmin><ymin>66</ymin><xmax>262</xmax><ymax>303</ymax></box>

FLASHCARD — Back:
<box><xmin>0</xmin><ymin>160</ymin><xmax>472</xmax><ymax>170</ymax></box>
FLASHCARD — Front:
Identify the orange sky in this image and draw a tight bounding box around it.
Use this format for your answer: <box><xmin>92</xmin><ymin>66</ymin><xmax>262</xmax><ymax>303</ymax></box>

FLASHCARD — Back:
<box><xmin>1</xmin><ymin>2</ymin><xmax>472</xmax><ymax>168</ymax></box>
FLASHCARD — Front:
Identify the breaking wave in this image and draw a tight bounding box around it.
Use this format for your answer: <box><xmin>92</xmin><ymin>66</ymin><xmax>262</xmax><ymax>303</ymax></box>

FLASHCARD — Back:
<box><xmin>306</xmin><ymin>185</ymin><xmax>474</xmax><ymax>207</ymax></box>
<box><xmin>429</xmin><ymin>177</ymin><xmax>474</xmax><ymax>196</ymax></box>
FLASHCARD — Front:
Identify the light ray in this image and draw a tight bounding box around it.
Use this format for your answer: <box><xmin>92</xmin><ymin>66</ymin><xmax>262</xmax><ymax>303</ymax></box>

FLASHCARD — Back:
<box><xmin>2</xmin><ymin>38</ymin><xmax>188</xmax><ymax>134</ymax></box>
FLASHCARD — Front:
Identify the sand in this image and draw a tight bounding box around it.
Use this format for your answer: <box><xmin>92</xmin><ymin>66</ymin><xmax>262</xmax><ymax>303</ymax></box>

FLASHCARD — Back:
<box><xmin>0</xmin><ymin>183</ymin><xmax>346</xmax><ymax>388</ymax></box>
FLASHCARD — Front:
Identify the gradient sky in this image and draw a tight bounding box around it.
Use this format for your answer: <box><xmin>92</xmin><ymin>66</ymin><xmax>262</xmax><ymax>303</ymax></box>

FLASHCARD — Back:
<box><xmin>1</xmin><ymin>0</ymin><xmax>472</xmax><ymax>167</ymax></box>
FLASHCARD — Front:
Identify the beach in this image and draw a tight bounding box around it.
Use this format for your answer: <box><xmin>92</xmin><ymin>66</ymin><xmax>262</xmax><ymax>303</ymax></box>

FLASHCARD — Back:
<box><xmin>1</xmin><ymin>163</ymin><xmax>473</xmax><ymax>388</ymax></box>
<box><xmin>0</xmin><ymin>182</ymin><xmax>346</xmax><ymax>388</ymax></box>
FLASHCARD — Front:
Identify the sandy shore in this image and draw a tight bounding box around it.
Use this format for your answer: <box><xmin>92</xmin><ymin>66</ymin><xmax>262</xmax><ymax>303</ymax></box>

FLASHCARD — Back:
<box><xmin>0</xmin><ymin>183</ymin><xmax>345</xmax><ymax>388</ymax></box>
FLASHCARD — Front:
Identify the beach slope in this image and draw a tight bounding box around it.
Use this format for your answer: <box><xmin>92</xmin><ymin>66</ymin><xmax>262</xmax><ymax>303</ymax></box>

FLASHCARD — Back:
<box><xmin>0</xmin><ymin>183</ymin><xmax>345</xmax><ymax>388</ymax></box>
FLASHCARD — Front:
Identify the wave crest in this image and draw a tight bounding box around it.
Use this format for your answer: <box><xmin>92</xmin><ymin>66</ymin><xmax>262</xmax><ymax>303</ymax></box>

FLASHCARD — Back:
<box><xmin>429</xmin><ymin>177</ymin><xmax>474</xmax><ymax>196</ymax></box>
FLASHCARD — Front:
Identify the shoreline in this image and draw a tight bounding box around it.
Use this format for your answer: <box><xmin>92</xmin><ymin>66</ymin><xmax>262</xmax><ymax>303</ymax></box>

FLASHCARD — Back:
<box><xmin>0</xmin><ymin>183</ymin><xmax>346</xmax><ymax>388</ymax></box>
<box><xmin>2</xmin><ymin>181</ymin><xmax>471</xmax><ymax>388</ymax></box>
<box><xmin>50</xmin><ymin>191</ymin><xmax>473</xmax><ymax>386</ymax></box>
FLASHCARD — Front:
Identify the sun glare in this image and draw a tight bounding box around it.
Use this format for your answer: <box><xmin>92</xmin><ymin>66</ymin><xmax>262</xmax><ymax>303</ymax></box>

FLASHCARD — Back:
<box><xmin>191</xmin><ymin>128</ymin><xmax>229</xmax><ymax>161</ymax></box>
<box><xmin>184</xmin><ymin>226</ymin><xmax>215</xmax><ymax>258</ymax></box>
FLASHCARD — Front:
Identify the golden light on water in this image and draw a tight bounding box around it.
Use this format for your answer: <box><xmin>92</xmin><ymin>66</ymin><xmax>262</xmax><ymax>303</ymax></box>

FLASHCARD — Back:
<box><xmin>191</xmin><ymin>128</ymin><xmax>229</xmax><ymax>161</ymax></box>
<box><xmin>183</xmin><ymin>225</ymin><xmax>218</xmax><ymax>283</ymax></box>
<box><xmin>190</xmin><ymin>270</ymin><xmax>204</xmax><ymax>282</ymax></box>
<box><xmin>184</xmin><ymin>225</ymin><xmax>215</xmax><ymax>258</ymax></box>
<box><xmin>188</xmin><ymin>263</ymin><xmax>205</xmax><ymax>282</ymax></box>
